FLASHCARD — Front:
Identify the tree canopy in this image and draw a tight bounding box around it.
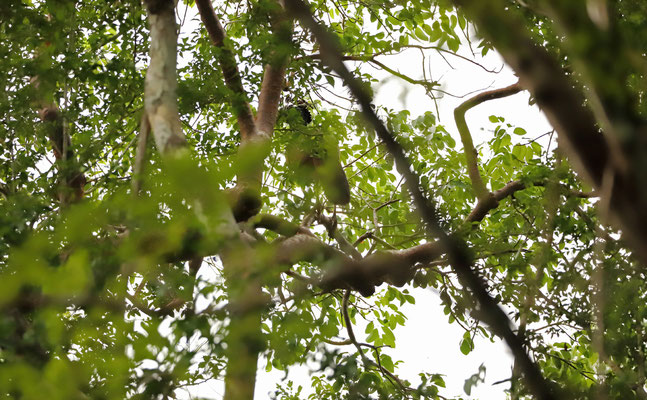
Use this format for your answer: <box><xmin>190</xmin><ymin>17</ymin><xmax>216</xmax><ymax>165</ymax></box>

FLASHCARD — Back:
<box><xmin>2</xmin><ymin>0</ymin><xmax>647</xmax><ymax>399</ymax></box>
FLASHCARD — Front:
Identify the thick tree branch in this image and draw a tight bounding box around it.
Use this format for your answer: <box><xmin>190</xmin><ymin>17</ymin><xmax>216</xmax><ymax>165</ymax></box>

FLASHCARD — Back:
<box><xmin>198</xmin><ymin>0</ymin><xmax>293</xmax><ymax>224</ymax></box>
<box><xmin>256</xmin><ymin>64</ymin><xmax>287</xmax><ymax>136</ymax></box>
<box><xmin>256</xmin><ymin>3</ymin><xmax>293</xmax><ymax>137</ymax></box>
<box><xmin>195</xmin><ymin>0</ymin><xmax>257</xmax><ymax>142</ymax></box>
<box><xmin>132</xmin><ymin>112</ymin><xmax>151</xmax><ymax>195</ymax></box>
<box><xmin>275</xmin><ymin>233</ymin><xmax>442</xmax><ymax>296</ymax></box>
<box><xmin>144</xmin><ymin>0</ymin><xmax>188</xmax><ymax>154</ymax></box>
<box><xmin>161</xmin><ymin>178</ymin><xmax>529</xmax><ymax>298</ymax></box>
<box><xmin>192</xmin><ymin>7</ymin><xmax>292</xmax><ymax>398</ymax></box>
<box><xmin>275</xmin><ymin>180</ymin><xmax>527</xmax><ymax>295</ymax></box>
<box><xmin>284</xmin><ymin>1</ymin><xmax>559</xmax><ymax>398</ymax></box>
<box><xmin>454</xmin><ymin>82</ymin><xmax>522</xmax><ymax>200</ymax></box>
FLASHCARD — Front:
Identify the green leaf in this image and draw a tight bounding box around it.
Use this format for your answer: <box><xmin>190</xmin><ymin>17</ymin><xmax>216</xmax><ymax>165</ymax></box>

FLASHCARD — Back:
<box><xmin>415</xmin><ymin>27</ymin><xmax>428</xmax><ymax>41</ymax></box>
<box><xmin>513</xmin><ymin>127</ymin><xmax>527</xmax><ymax>135</ymax></box>
<box><xmin>380</xmin><ymin>354</ymin><xmax>394</xmax><ymax>372</ymax></box>
<box><xmin>383</xmin><ymin>327</ymin><xmax>396</xmax><ymax>347</ymax></box>
<box><xmin>460</xmin><ymin>333</ymin><xmax>473</xmax><ymax>355</ymax></box>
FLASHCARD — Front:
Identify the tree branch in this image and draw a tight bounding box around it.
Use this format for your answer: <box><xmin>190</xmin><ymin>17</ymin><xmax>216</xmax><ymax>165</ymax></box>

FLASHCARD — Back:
<box><xmin>255</xmin><ymin>2</ymin><xmax>293</xmax><ymax>137</ymax></box>
<box><xmin>454</xmin><ymin>82</ymin><xmax>522</xmax><ymax>200</ymax></box>
<box><xmin>38</xmin><ymin>105</ymin><xmax>86</xmax><ymax>206</ymax></box>
<box><xmin>316</xmin><ymin>211</ymin><xmax>363</xmax><ymax>260</ymax></box>
<box><xmin>195</xmin><ymin>0</ymin><xmax>257</xmax><ymax>142</ymax></box>
<box><xmin>143</xmin><ymin>0</ymin><xmax>188</xmax><ymax>154</ymax></box>
<box><xmin>463</xmin><ymin>180</ymin><xmax>525</xmax><ymax>225</ymax></box>
<box><xmin>132</xmin><ymin>112</ymin><xmax>151</xmax><ymax>195</ymax></box>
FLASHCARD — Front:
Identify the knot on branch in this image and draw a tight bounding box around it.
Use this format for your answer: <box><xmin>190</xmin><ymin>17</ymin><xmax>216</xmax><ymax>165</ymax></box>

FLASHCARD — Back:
<box><xmin>466</xmin><ymin>192</ymin><xmax>499</xmax><ymax>223</ymax></box>
<box><xmin>225</xmin><ymin>185</ymin><xmax>263</xmax><ymax>222</ymax></box>
<box><xmin>144</xmin><ymin>0</ymin><xmax>175</xmax><ymax>14</ymax></box>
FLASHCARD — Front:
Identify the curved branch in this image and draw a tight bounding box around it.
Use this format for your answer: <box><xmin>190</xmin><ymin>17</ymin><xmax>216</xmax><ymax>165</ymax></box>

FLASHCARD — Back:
<box><xmin>454</xmin><ymin>82</ymin><xmax>522</xmax><ymax>200</ymax></box>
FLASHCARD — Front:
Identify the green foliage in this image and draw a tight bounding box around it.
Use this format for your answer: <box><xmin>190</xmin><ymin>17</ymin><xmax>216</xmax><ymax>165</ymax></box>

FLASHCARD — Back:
<box><xmin>1</xmin><ymin>0</ymin><xmax>647</xmax><ymax>399</ymax></box>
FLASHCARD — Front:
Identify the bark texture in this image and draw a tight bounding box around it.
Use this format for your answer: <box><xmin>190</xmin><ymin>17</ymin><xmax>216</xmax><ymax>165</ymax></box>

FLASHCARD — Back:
<box><xmin>144</xmin><ymin>0</ymin><xmax>187</xmax><ymax>154</ymax></box>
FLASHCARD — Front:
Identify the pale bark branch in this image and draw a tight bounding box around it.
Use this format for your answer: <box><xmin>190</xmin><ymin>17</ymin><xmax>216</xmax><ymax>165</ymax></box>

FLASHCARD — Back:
<box><xmin>256</xmin><ymin>3</ymin><xmax>292</xmax><ymax>134</ymax></box>
<box><xmin>132</xmin><ymin>112</ymin><xmax>151</xmax><ymax>195</ymax></box>
<box><xmin>144</xmin><ymin>0</ymin><xmax>188</xmax><ymax>154</ymax></box>
<box><xmin>256</xmin><ymin>64</ymin><xmax>287</xmax><ymax>137</ymax></box>
<box><xmin>197</xmin><ymin>0</ymin><xmax>292</xmax><ymax>221</ymax></box>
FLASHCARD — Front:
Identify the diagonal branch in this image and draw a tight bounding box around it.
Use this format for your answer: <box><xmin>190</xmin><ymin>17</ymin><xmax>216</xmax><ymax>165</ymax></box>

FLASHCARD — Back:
<box><xmin>195</xmin><ymin>0</ymin><xmax>257</xmax><ymax>142</ymax></box>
